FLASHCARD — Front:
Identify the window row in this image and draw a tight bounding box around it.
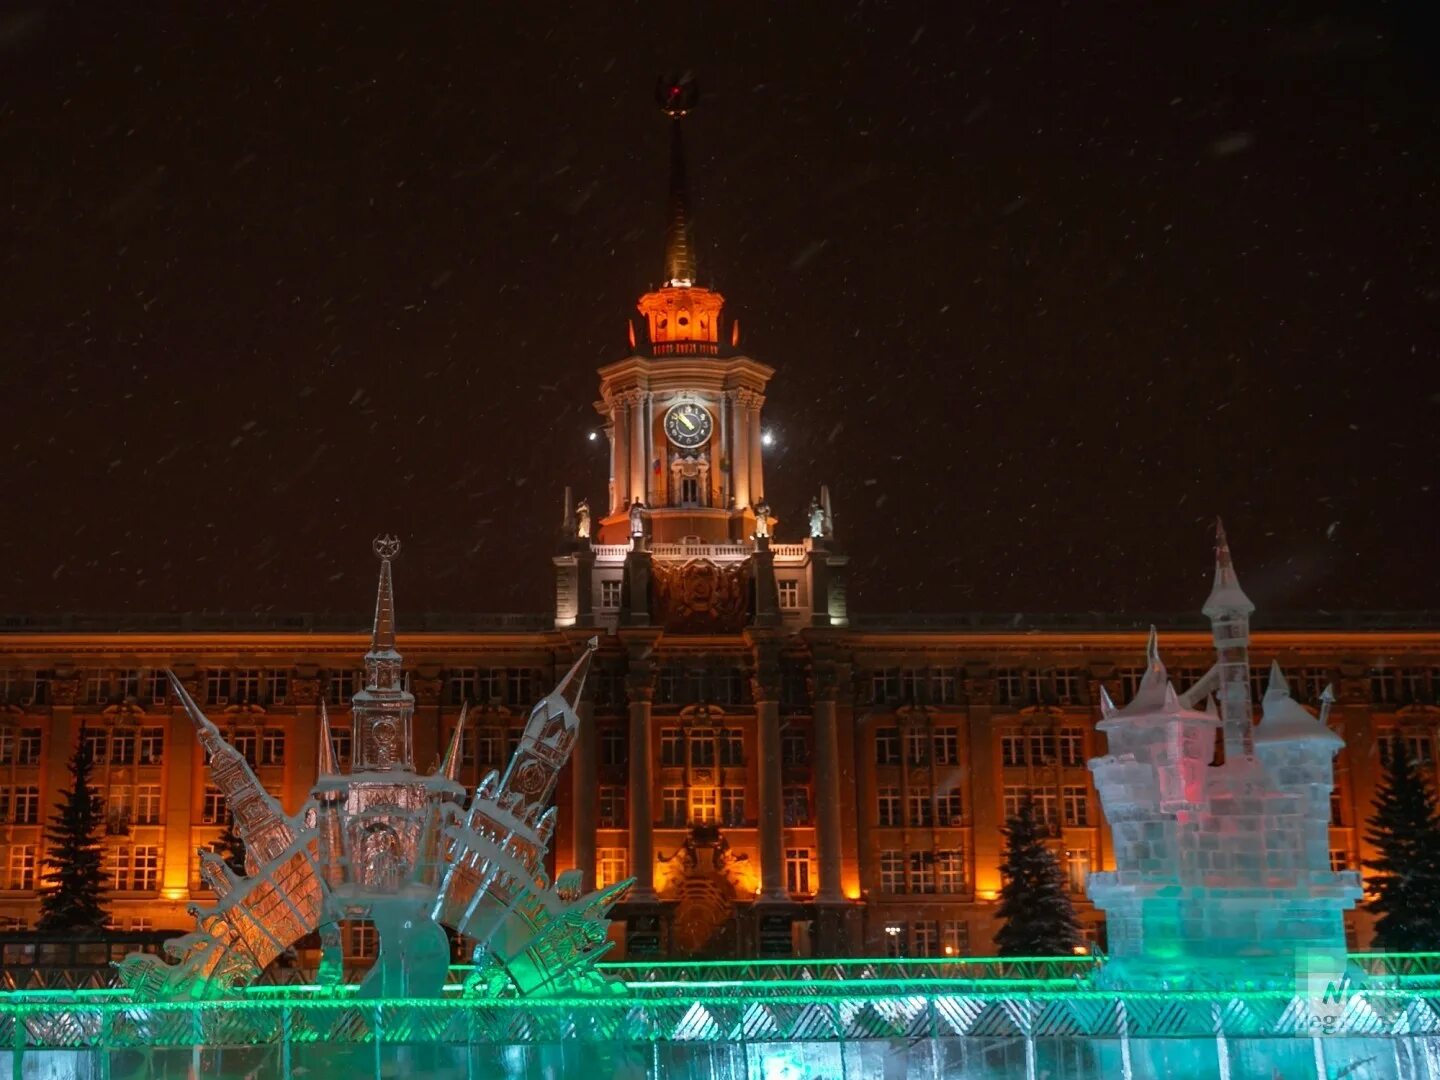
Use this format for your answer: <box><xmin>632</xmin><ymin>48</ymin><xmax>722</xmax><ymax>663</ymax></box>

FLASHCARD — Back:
<box><xmin>1002</xmin><ymin>786</ymin><xmax>1092</xmax><ymax>829</ymax></box>
<box><xmin>877</xmin><ymin>850</ymin><xmax>968</xmax><ymax>894</ymax></box>
<box><xmin>876</xmin><ymin>787</ymin><xmax>963</xmax><ymax>827</ymax></box>
<box><xmin>999</xmin><ymin>729</ymin><xmax>1087</xmax><ymax>768</ymax></box>
<box><xmin>659</xmin><ymin>728</ymin><xmax>746</xmax><ymax>768</ymax></box>
<box><xmin>446</xmin><ymin>668</ymin><xmax>546</xmax><ymax>708</ymax></box>
<box><xmin>869</xmin><ymin>668</ymin><xmax>960</xmax><ymax>706</ymax></box>
<box><xmin>82</xmin><ymin>727</ymin><xmax>166</xmax><ymax>767</ymax></box>
<box><xmin>873</xmin><ymin>726</ymin><xmax>960</xmax><ymax>766</ymax></box>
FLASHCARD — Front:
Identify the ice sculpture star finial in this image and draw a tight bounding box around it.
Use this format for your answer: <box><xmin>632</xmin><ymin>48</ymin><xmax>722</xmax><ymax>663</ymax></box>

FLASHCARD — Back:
<box><xmin>373</xmin><ymin>534</ymin><xmax>401</xmax><ymax>561</ymax></box>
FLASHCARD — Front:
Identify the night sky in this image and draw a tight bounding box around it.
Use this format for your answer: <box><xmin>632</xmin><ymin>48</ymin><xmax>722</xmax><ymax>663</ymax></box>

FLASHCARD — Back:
<box><xmin>3</xmin><ymin>3</ymin><xmax>1437</xmax><ymax>618</ymax></box>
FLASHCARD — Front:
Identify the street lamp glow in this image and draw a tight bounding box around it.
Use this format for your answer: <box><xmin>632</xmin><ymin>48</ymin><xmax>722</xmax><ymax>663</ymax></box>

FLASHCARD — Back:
<box><xmin>761</xmin><ymin>429</ymin><xmax>775</xmax><ymax>447</ymax></box>
<box><xmin>587</xmin><ymin>430</ymin><xmax>599</xmax><ymax>442</ymax></box>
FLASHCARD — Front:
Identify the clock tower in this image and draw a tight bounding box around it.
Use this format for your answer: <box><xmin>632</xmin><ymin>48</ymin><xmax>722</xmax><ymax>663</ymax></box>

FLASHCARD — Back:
<box><xmin>593</xmin><ymin>79</ymin><xmax>774</xmax><ymax>544</ymax></box>
<box><xmin>554</xmin><ymin>80</ymin><xmax>848</xmax><ymax>635</ymax></box>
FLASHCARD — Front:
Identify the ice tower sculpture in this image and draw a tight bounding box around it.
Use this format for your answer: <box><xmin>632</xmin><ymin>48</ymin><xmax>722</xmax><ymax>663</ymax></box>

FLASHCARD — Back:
<box><xmin>117</xmin><ymin>538</ymin><xmax>631</xmax><ymax>1001</ymax></box>
<box><xmin>1086</xmin><ymin>522</ymin><xmax>1361</xmax><ymax>989</ymax></box>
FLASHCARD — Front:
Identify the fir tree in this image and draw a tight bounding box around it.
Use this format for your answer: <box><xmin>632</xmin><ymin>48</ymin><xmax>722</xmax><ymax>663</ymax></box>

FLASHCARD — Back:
<box><xmin>1363</xmin><ymin>745</ymin><xmax>1440</xmax><ymax>951</ymax></box>
<box><xmin>37</xmin><ymin>733</ymin><xmax>109</xmax><ymax>934</ymax></box>
<box><xmin>217</xmin><ymin>811</ymin><xmax>247</xmax><ymax>876</ymax></box>
<box><xmin>994</xmin><ymin>797</ymin><xmax>1083</xmax><ymax>956</ymax></box>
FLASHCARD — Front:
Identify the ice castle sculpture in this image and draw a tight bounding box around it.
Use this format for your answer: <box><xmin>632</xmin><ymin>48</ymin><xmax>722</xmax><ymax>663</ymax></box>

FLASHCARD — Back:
<box><xmin>118</xmin><ymin>537</ymin><xmax>631</xmax><ymax>1000</ymax></box>
<box><xmin>1086</xmin><ymin>522</ymin><xmax>1362</xmax><ymax>989</ymax></box>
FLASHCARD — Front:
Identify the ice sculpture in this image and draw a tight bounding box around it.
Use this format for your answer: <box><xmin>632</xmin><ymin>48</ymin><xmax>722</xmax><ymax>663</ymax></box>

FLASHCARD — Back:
<box><xmin>1087</xmin><ymin>522</ymin><xmax>1361</xmax><ymax>989</ymax></box>
<box><xmin>118</xmin><ymin>537</ymin><xmax>631</xmax><ymax>1000</ymax></box>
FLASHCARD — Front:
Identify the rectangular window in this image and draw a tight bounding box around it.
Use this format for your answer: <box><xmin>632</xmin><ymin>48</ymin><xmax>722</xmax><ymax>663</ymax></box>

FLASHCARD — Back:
<box><xmin>1298</xmin><ymin>667</ymin><xmax>1331</xmax><ymax>703</ymax></box>
<box><xmin>138</xmin><ymin>727</ymin><xmax>165</xmax><ymax>766</ymax></box>
<box><xmin>205</xmin><ymin>669</ymin><xmax>229</xmax><ymax>705</ymax></box>
<box><xmin>1062</xmin><ymin>786</ymin><xmax>1090</xmax><ymax>827</ymax></box>
<box><xmin>326</xmin><ymin>671</ymin><xmax>359</xmax><ymax>706</ymax></box>
<box><xmin>906</xmin><ymin>729</ymin><xmax>929</xmax><ymax>766</ymax></box>
<box><xmin>7</xmin><ymin>852</ymin><xmax>36</xmax><ymax>892</ymax></box>
<box><xmin>230</xmin><ymin>731</ymin><xmax>258</xmax><ymax>767</ymax></box>
<box><xmin>870</xmin><ymin>668</ymin><xmax>901</xmax><ymax>704</ymax></box>
<box><xmin>597</xmin><ymin>848</ymin><xmax>629</xmax><ymax>890</ymax></box>
<box><xmin>145</xmin><ymin>670</ymin><xmax>169</xmax><ymax>705</ymax></box>
<box><xmin>26</xmin><ymin>670</ymin><xmax>51</xmax><ymax>707</ymax></box>
<box><xmin>117</xmin><ymin>670</ymin><xmax>140</xmax><ymax>701</ymax></box>
<box><xmin>930</xmin><ymin>668</ymin><xmax>958</xmax><ymax>706</ymax></box>
<box><xmin>449</xmin><ymin>668</ymin><xmax>477</xmax><ymax>706</ymax></box>
<box><xmin>690</xmin><ymin>787</ymin><xmax>719</xmax><ymax>825</ymax></box>
<box><xmin>332</xmin><ymin>726</ymin><xmax>353</xmax><ymax>767</ymax></box>
<box><xmin>265</xmin><ymin>669</ymin><xmax>289</xmax><ymax>704</ymax></box>
<box><xmin>1370</xmin><ymin>668</ymin><xmax>1399</xmax><ymax>705</ymax></box>
<box><xmin>1059</xmin><ymin>728</ymin><xmax>1085</xmax><ymax>768</ymax></box>
<box><xmin>85</xmin><ymin>669</ymin><xmax>110</xmax><ymax>704</ymax></box>
<box><xmin>933</xmin><ymin>726</ymin><xmax>958</xmax><ymax>765</ymax></box>
<box><xmin>507</xmin><ymin>669</ymin><xmax>536</xmax><ymax>708</ymax></box>
<box><xmin>1</xmin><ymin>786</ymin><xmax>40</xmax><ymax>825</ymax></box>
<box><xmin>1004</xmin><ymin>786</ymin><xmax>1058</xmax><ymax>830</ymax></box>
<box><xmin>1065</xmin><ymin>848</ymin><xmax>1092</xmax><ymax>894</ymax></box>
<box><xmin>994</xmin><ymin>669</ymin><xmax>1026</xmax><ymax>706</ymax></box>
<box><xmin>912</xmin><ymin>919</ymin><xmax>940</xmax><ymax>957</ymax></box>
<box><xmin>109</xmin><ymin>730</ymin><xmax>135</xmax><ymax>765</ymax></box>
<box><xmin>783</xmin><ymin>785</ymin><xmax>810</xmax><ymax>826</ymax></box>
<box><xmin>84</xmin><ymin>729</ymin><xmax>108</xmax><ymax>766</ymax></box>
<box><xmin>599</xmin><ymin>729</ymin><xmax>627</xmax><ymax>767</ymax></box>
<box><xmin>778</xmin><ymin>580</ymin><xmax>800</xmax><ymax>609</ymax></box>
<box><xmin>233</xmin><ymin>670</ymin><xmax>260</xmax><ymax>704</ymax></box>
<box><xmin>1249</xmin><ymin>666</ymin><xmax>1269</xmax><ymax>705</ymax></box>
<box><xmin>1330</xmin><ymin>789</ymin><xmax>1345</xmax><ymax>827</ymax></box>
<box><xmin>712</xmin><ymin>668</ymin><xmax>746</xmax><ymax>706</ymax></box>
<box><xmin>899</xmin><ymin>669</ymin><xmax>927</xmax><ymax>703</ymax></box>
<box><xmin>1053</xmin><ymin>669</ymin><xmax>1081</xmax><ymax>703</ymax></box>
<box><xmin>1329</xmin><ymin>849</ymin><xmax>1350</xmax><ymax>873</ymax></box>
<box><xmin>781</xmin><ymin>730</ymin><xmax>809</xmax><ymax>766</ymax></box>
<box><xmin>689</xmin><ymin>731</ymin><xmax>716</xmax><ymax>768</ymax></box>
<box><xmin>598</xmin><ymin>786</ymin><xmax>627</xmax><ymax>828</ymax></box>
<box><xmin>7</xmin><ymin>845</ymin><xmax>35</xmax><ymax>891</ymax></box>
<box><xmin>134</xmin><ymin>784</ymin><xmax>162</xmax><ymax>826</ymax></box>
<box><xmin>1117</xmin><ymin>667</ymin><xmax>1145</xmax><ymax>704</ymax></box>
<box><xmin>909</xmin><ymin>852</ymin><xmax>936</xmax><ymax>894</ymax></box>
<box><xmin>874</xmin><ymin>727</ymin><xmax>900</xmax><ymax>765</ymax></box>
<box><xmin>936</xmin><ymin>788</ymin><xmax>963</xmax><ymax>825</ymax></box>
<box><xmin>1028</xmin><ymin>732</ymin><xmax>1057</xmax><ymax>764</ymax></box>
<box><xmin>879</xmin><ymin>850</ymin><xmax>905</xmax><ymax>893</ymax></box>
<box><xmin>784</xmin><ymin>848</ymin><xmax>813</xmax><ymax>895</ymax></box>
<box><xmin>941</xmin><ymin>920</ymin><xmax>969</xmax><ymax>958</ymax></box>
<box><xmin>877</xmin><ymin>786</ymin><xmax>901</xmax><ymax>827</ymax></box>
<box><xmin>720</xmin><ymin>786</ymin><xmax>746</xmax><ymax>826</ymax></box>
<box><xmin>656</xmin><ymin>666</ymin><xmax>682</xmax><ymax>705</ymax></box>
<box><xmin>781</xmin><ymin>668</ymin><xmax>810</xmax><ymax>709</ymax></box>
<box><xmin>907</xmin><ymin>788</ymin><xmax>933</xmax><ymax>827</ymax></box>
<box><xmin>600</xmin><ymin>579</ymin><xmax>623</xmax><ymax>610</ymax></box>
<box><xmin>471</xmin><ymin>726</ymin><xmax>500</xmax><ymax>767</ymax></box>
<box><xmin>936</xmin><ymin>850</ymin><xmax>966</xmax><ymax>893</ymax></box>
<box><xmin>1001</xmin><ymin>733</ymin><xmax>1027</xmax><ymax>767</ymax></box>
<box><xmin>718</xmin><ymin>728</ymin><xmax>744</xmax><ymax>767</ymax></box>
<box><xmin>595</xmin><ymin>671</ymin><xmax>627</xmax><ymax>710</ymax></box>
<box><xmin>661</xmin><ymin>787</ymin><xmax>687</xmax><ymax>828</ymax></box>
<box><xmin>201</xmin><ymin>786</ymin><xmax>226</xmax><ymax>825</ymax></box>
<box><xmin>659</xmin><ymin>729</ymin><xmax>684</xmax><ymax>767</ymax></box>
<box><xmin>260</xmin><ymin>729</ymin><xmax>286</xmax><ymax>766</ymax></box>
<box><xmin>1403</xmin><ymin>669</ymin><xmax>1431</xmax><ymax>703</ymax></box>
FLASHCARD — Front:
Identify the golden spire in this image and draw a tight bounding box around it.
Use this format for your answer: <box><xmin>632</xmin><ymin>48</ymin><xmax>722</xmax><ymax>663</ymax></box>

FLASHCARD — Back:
<box><xmin>658</xmin><ymin>77</ymin><xmax>699</xmax><ymax>288</ymax></box>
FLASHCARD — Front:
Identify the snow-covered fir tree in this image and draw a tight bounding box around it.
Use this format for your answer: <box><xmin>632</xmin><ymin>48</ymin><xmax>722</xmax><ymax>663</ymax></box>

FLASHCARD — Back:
<box><xmin>994</xmin><ymin>797</ymin><xmax>1083</xmax><ymax>957</ymax></box>
<box><xmin>1363</xmin><ymin>744</ymin><xmax>1440</xmax><ymax>951</ymax></box>
<box><xmin>37</xmin><ymin>734</ymin><xmax>109</xmax><ymax>934</ymax></box>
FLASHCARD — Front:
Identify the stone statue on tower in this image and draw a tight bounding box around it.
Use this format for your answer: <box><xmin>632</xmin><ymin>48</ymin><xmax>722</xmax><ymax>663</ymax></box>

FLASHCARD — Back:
<box><xmin>576</xmin><ymin>498</ymin><xmax>591</xmax><ymax>540</ymax></box>
<box><xmin>629</xmin><ymin>500</ymin><xmax>647</xmax><ymax>538</ymax></box>
<box><xmin>808</xmin><ymin>497</ymin><xmax>825</xmax><ymax>539</ymax></box>
<box><xmin>753</xmin><ymin>501</ymin><xmax>771</xmax><ymax>540</ymax></box>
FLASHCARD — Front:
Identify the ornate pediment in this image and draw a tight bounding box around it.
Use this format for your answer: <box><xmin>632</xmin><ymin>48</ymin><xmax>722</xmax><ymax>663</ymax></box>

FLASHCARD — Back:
<box><xmin>652</xmin><ymin>557</ymin><xmax>751</xmax><ymax>633</ymax></box>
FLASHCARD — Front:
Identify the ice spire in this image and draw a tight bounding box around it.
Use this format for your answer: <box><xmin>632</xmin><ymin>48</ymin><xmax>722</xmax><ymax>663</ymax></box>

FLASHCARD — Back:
<box><xmin>1202</xmin><ymin>517</ymin><xmax>1255</xmax><ymax>618</ymax></box>
<box><xmin>658</xmin><ymin>77</ymin><xmax>699</xmax><ymax>288</ymax></box>
<box><xmin>498</xmin><ymin>638</ymin><xmax>599</xmax><ymax>811</ymax></box>
<box><xmin>439</xmin><ymin>702</ymin><xmax>469</xmax><ymax>783</ymax></box>
<box><xmin>351</xmin><ymin>536</ymin><xmax>416</xmax><ymax>772</ymax></box>
<box><xmin>368</xmin><ymin>534</ymin><xmax>402</xmax><ymax>687</ymax></box>
<box><xmin>167</xmin><ymin>671</ymin><xmax>295</xmax><ymax>867</ymax></box>
<box><xmin>317</xmin><ymin>700</ymin><xmax>338</xmax><ymax>776</ymax></box>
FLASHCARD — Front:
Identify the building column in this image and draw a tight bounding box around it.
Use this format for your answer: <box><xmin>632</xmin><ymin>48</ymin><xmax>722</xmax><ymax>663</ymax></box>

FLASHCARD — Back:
<box><xmin>732</xmin><ymin>391</ymin><xmax>752</xmax><ymax>511</ymax></box>
<box><xmin>746</xmin><ymin>393</ymin><xmax>766</xmax><ymax>505</ymax></box>
<box><xmin>812</xmin><ymin>687</ymin><xmax>845</xmax><ymax>904</ymax></box>
<box><xmin>750</xmin><ymin>647</ymin><xmax>787</xmax><ymax>902</ymax></box>
<box><xmin>626</xmin><ymin>662</ymin><xmax>657</xmax><ymax>901</ymax></box>
<box><xmin>629</xmin><ymin>393</ymin><xmax>647</xmax><ymax>512</ymax></box>
<box><xmin>572</xmin><ymin>699</ymin><xmax>597</xmax><ymax>892</ymax></box>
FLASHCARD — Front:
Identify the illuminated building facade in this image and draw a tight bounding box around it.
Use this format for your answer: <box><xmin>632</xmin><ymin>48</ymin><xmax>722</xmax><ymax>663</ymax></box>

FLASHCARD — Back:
<box><xmin>1</xmin><ymin>90</ymin><xmax>1437</xmax><ymax>964</ymax></box>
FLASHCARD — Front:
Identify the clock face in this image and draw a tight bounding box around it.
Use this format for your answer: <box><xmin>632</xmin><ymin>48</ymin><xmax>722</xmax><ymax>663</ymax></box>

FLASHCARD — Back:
<box><xmin>664</xmin><ymin>402</ymin><xmax>713</xmax><ymax>449</ymax></box>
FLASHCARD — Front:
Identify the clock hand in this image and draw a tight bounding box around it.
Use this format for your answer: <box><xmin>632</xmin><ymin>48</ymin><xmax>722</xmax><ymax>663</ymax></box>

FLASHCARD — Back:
<box><xmin>678</xmin><ymin>414</ymin><xmax>696</xmax><ymax>431</ymax></box>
